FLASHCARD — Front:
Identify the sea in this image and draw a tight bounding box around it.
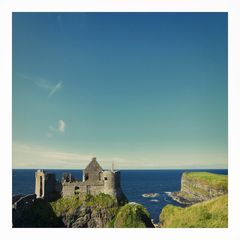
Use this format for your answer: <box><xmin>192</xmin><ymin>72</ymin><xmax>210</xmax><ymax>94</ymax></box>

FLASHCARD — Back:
<box><xmin>12</xmin><ymin>169</ymin><xmax>228</xmax><ymax>223</ymax></box>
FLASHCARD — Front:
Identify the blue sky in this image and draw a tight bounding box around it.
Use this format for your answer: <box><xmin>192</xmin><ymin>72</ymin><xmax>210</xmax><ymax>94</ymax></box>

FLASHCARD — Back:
<box><xmin>12</xmin><ymin>13</ymin><xmax>227</xmax><ymax>169</ymax></box>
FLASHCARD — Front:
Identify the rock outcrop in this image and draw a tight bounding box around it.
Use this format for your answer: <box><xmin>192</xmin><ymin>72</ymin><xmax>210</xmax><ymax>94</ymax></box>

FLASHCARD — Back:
<box><xmin>112</xmin><ymin>202</ymin><xmax>154</xmax><ymax>228</ymax></box>
<box><xmin>13</xmin><ymin>198</ymin><xmax>62</xmax><ymax>227</ymax></box>
<box><xmin>142</xmin><ymin>193</ymin><xmax>159</xmax><ymax>198</ymax></box>
<box><xmin>13</xmin><ymin>192</ymin><xmax>154</xmax><ymax>228</ymax></box>
<box><xmin>51</xmin><ymin>193</ymin><xmax>119</xmax><ymax>228</ymax></box>
<box><xmin>169</xmin><ymin>172</ymin><xmax>228</xmax><ymax>205</ymax></box>
<box><xmin>51</xmin><ymin>194</ymin><xmax>154</xmax><ymax>228</ymax></box>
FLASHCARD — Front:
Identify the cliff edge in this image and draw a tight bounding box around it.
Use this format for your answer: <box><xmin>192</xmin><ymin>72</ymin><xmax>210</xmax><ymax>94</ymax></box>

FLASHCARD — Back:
<box><xmin>169</xmin><ymin>172</ymin><xmax>228</xmax><ymax>205</ymax></box>
<box><xmin>160</xmin><ymin>172</ymin><xmax>228</xmax><ymax>228</ymax></box>
<box><xmin>160</xmin><ymin>194</ymin><xmax>228</xmax><ymax>228</ymax></box>
<box><xmin>13</xmin><ymin>193</ymin><xmax>153</xmax><ymax>228</ymax></box>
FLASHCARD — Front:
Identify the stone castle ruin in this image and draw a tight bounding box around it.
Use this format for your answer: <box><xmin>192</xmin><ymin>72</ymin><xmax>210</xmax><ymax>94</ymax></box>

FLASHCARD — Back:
<box><xmin>35</xmin><ymin>157</ymin><xmax>125</xmax><ymax>203</ymax></box>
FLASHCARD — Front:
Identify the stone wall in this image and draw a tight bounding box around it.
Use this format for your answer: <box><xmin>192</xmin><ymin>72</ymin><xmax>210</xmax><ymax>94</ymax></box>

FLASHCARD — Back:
<box><xmin>62</xmin><ymin>181</ymin><xmax>105</xmax><ymax>197</ymax></box>
<box><xmin>35</xmin><ymin>159</ymin><xmax>124</xmax><ymax>203</ymax></box>
<box><xmin>61</xmin><ymin>170</ymin><xmax>124</xmax><ymax>202</ymax></box>
<box><xmin>83</xmin><ymin>157</ymin><xmax>103</xmax><ymax>182</ymax></box>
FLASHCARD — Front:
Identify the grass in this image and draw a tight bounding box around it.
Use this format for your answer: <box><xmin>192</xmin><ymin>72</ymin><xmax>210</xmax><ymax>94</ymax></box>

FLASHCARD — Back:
<box><xmin>178</xmin><ymin>172</ymin><xmax>228</xmax><ymax>202</ymax></box>
<box><xmin>160</xmin><ymin>194</ymin><xmax>228</xmax><ymax>228</ymax></box>
<box><xmin>113</xmin><ymin>203</ymin><xmax>154</xmax><ymax>228</ymax></box>
<box><xmin>183</xmin><ymin>172</ymin><xmax>228</xmax><ymax>191</ymax></box>
<box><xmin>50</xmin><ymin>195</ymin><xmax>83</xmax><ymax>216</ymax></box>
<box><xmin>50</xmin><ymin>193</ymin><xmax>118</xmax><ymax>217</ymax></box>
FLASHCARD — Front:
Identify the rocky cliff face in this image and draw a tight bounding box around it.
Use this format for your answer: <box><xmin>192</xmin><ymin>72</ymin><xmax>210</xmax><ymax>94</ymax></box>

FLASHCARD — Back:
<box><xmin>51</xmin><ymin>193</ymin><xmax>119</xmax><ymax>228</ymax></box>
<box><xmin>51</xmin><ymin>194</ymin><xmax>154</xmax><ymax>228</ymax></box>
<box><xmin>13</xmin><ymin>198</ymin><xmax>63</xmax><ymax>227</ymax></box>
<box><xmin>169</xmin><ymin>172</ymin><xmax>228</xmax><ymax>204</ymax></box>
<box><xmin>13</xmin><ymin>193</ymin><xmax>153</xmax><ymax>228</ymax></box>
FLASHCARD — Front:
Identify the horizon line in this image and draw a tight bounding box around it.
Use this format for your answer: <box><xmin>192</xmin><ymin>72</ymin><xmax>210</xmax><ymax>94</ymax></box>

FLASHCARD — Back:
<box><xmin>12</xmin><ymin>167</ymin><xmax>228</xmax><ymax>171</ymax></box>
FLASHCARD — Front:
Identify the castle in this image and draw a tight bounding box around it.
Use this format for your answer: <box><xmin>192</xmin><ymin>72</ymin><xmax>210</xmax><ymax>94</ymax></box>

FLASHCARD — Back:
<box><xmin>35</xmin><ymin>157</ymin><xmax>125</xmax><ymax>203</ymax></box>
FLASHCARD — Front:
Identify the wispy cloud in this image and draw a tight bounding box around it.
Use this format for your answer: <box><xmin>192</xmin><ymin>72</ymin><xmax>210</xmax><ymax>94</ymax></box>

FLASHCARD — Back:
<box><xmin>12</xmin><ymin>142</ymin><xmax>95</xmax><ymax>169</ymax></box>
<box><xmin>58</xmin><ymin>120</ymin><xmax>66</xmax><ymax>133</ymax></box>
<box><xmin>12</xmin><ymin>142</ymin><xmax>132</xmax><ymax>169</ymax></box>
<box><xmin>17</xmin><ymin>73</ymin><xmax>63</xmax><ymax>97</ymax></box>
<box><xmin>47</xmin><ymin>119</ymin><xmax>66</xmax><ymax>137</ymax></box>
<box><xmin>48</xmin><ymin>81</ymin><xmax>63</xmax><ymax>97</ymax></box>
<box><xmin>12</xmin><ymin>141</ymin><xmax>227</xmax><ymax>169</ymax></box>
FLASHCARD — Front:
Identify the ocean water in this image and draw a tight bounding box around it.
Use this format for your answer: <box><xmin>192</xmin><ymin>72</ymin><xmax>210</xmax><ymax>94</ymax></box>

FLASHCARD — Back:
<box><xmin>12</xmin><ymin>169</ymin><xmax>228</xmax><ymax>223</ymax></box>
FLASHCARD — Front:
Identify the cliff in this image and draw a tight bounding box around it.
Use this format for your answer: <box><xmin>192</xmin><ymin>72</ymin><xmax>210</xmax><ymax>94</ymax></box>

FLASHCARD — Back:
<box><xmin>51</xmin><ymin>195</ymin><xmax>153</xmax><ymax>228</ymax></box>
<box><xmin>13</xmin><ymin>193</ymin><xmax>153</xmax><ymax>228</ymax></box>
<box><xmin>169</xmin><ymin>172</ymin><xmax>228</xmax><ymax>204</ymax></box>
<box><xmin>160</xmin><ymin>194</ymin><xmax>228</xmax><ymax>228</ymax></box>
<box><xmin>13</xmin><ymin>198</ymin><xmax>62</xmax><ymax>227</ymax></box>
<box><xmin>51</xmin><ymin>193</ymin><xmax>119</xmax><ymax>227</ymax></box>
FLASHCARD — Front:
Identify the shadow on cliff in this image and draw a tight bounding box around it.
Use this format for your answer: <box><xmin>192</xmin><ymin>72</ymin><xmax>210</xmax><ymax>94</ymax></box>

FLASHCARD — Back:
<box><xmin>13</xmin><ymin>198</ymin><xmax>65</xmax><ymax>228</ymax></box>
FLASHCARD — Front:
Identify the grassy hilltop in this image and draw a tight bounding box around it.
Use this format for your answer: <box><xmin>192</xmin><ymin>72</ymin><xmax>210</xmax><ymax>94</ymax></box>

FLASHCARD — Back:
<box><xmin>160</xmin><ymin>172</ymin><xmax>228</xmax><ymax>228</ymax></box>
<box><xmin>112</xmin><ymin>203</ymin><xmax>154</xmax><ymax>228</ymax></box>
<box><xmin>182</xmin><ymin>172</ymin><xmax>228</xmax><ymax>192</ymax></box>
<box><xmin>160</xmin><ymin>194</ymin><xmax>228</xmax><ymax>228</ymax></box>
<box><xmin>51</xmin><ymin>193</ymin><xmax>153</xmax><ymax>228</ymax></box>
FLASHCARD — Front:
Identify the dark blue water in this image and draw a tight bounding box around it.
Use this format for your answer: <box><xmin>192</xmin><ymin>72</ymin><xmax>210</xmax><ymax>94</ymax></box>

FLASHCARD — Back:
<box><xmin>12</xmin><ymin>169</ymin><xmax>228</xmax><ymax>223</ymax></box>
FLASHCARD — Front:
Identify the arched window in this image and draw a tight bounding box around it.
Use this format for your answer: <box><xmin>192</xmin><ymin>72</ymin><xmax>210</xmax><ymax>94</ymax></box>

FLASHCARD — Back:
<box><xmin>40</xmin><ymin>176</ymin><xmax>43</xmax><ymax>197</ymax></box>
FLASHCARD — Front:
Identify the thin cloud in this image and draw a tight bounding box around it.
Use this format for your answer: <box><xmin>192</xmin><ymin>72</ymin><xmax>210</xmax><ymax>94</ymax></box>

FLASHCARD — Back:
<box><xmin>58</xmin><ymin>120</ymin><xmax>66</xmax><ymax>133</ymax></box>
<box><xmin>48</xmin><ymin>120</ymin><xmax>66</xmax><ymax>137</ymax></box>
<box><xmin>12</xmin><ymin>142</ymin><xmax>95</xmax><ymax>169</ymax></box>
<box><xmin>48</xmin><ymin>81</ymin><xmax>63</xmax><ymax>97</ymax></box>
<box><xmin>17</xmin><ymin>73</ymin><xmax>63</xmax><ymax>97</ymax></box>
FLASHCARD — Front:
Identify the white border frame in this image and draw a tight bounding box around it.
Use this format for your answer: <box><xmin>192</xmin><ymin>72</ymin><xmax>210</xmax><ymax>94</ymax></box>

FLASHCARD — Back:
<box><xmin>1</xmin><ymin>0</ymin><xmax>240</xmax><ymax>239</ymax></box>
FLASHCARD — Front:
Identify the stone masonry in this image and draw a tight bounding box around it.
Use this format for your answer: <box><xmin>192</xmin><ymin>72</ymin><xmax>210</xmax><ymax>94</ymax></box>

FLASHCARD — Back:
<box><xmin>35</xmin><ymin>157</ymin><xmax>125</xmax><ymax>203</ymax></box>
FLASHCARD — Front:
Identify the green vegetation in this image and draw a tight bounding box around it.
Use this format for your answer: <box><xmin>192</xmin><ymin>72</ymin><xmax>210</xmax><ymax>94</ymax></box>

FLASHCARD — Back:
<box><xmin>50</xmin><ymin>194</ymin><xmax>153</xmax><ymax>228</ymax></box>
<box><xmin>183</xmin><ymin>172</ymin><xmax>228</xmax><ymax>191</ymax></box>
<box><xmin>160</xmin><ymin>194</ymin><xmax>228</xmax><ymax>228</ymax></box>
<box><xmin>51</xmin><ymin>193</ymin><xmax>118</xmax><ymax>217</ymax></box>
<box><xmin>113</xmin><ymin>203</ymin><xmax>154</xmax><ymax>228</ymax></box>
<box><xmin>51</xmin><ymin>195</ymin><xmax>83</xmax><ymax>216</ymax></box>
<box><xmin>173</xmin><ymin>172</ymin><xmax>228</xmax><ymax>203</ymax></box>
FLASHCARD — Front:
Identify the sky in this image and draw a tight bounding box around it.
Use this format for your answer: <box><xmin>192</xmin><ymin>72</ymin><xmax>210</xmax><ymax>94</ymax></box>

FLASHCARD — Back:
<box><xmin>12</xmin><ymin>13</ymin><xmax>228</xmax><ymax>169</ymax></box>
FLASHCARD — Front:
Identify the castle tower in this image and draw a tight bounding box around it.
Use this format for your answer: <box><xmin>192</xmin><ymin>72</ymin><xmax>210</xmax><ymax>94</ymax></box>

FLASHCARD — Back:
<box><xmin>35</xmin><ymin>170</ymin><xmax>46</xmax><ymax>198</ymax></box>
<box><xmin>35</xmin><ymin>170</ymin><xmax>59</xmax><ymax>201</ymax></box>
<box><xmin>102</xmin><ymin>170</ymin><xmax>120</xmax><ymax>197</ymax></box>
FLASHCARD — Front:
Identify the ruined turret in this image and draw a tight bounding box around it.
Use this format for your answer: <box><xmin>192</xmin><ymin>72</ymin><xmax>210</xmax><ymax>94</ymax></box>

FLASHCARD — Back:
<box><xmin>35</xmin><ymin>170</ymin><xmax>45</xmax><ymax>198</ymax></box>
<box><xmin>35</xmin><ymin>170</ymin><xmax>61</xmax><ymax>201</ymax></box>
